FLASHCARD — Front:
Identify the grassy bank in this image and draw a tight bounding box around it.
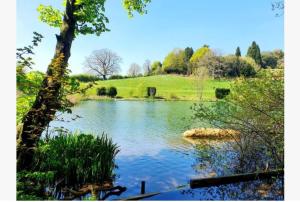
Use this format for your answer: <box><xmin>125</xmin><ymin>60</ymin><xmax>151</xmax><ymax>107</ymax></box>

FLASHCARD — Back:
<box><xmin>69</xmin><ymin>75</ymin><xmax>231</xmax><ymax>103</ymax></box>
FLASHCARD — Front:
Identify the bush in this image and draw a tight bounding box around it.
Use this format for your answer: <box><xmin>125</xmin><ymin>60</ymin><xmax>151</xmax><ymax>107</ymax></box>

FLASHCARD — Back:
<box><xmin>240</xmin><ymin>64</ymin><xmax>256</xmax><ymax>77</ymax></box>
<box><xmin>17</xmin><ymin>171</ymin><xmax>55</xmax><ymax>200</ymax></box>
<box><xmin>147</xmin><ymin>87</ymin><xmax>156</xmax><ymax>97</ymax></box>
<box><xmin>193</xmin><ymin>70</ymin><xmax>284</xmax><ymax>172</ymax></box>
<box><xmin>70</xmin><ymin>74</ymin><xmax>101</xmax><ymax>82</ymax></box>
<box><xmin>164</xmin><ymin>66</ymin><xmax>187</xmax><ymax>74</ymax></box>
<box><xmin>109</xmin><ymin>75</ymin><xmax>124</xmax><ymax>80</ymax></box>
<box><xmin>97</xmin><ymin>87</ymin><xmax>107</xmax><ymax>96</ymax></box>
<box><xmin>107</xmin><ymin>87</ymin><xmax>117</xmax><ymax>97</ymax></box>
<box><xmin>215</xmin><ymin>88</ymin><xmax>230</xmax><ymax>99</ymax></box>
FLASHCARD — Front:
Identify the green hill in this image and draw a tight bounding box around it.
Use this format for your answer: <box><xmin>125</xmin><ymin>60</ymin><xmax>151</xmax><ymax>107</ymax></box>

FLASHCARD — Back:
<box><xmin>73</xmin><ymin>75</ymin><xmax>231</xmax><ymax>102</ymax></box>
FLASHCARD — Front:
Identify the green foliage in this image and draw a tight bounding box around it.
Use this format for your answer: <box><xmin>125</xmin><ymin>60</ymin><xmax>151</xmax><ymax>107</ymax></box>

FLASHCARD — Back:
<box><xmin>223</xmin><ymin>55</ymin><xmax>241</xmax><ymax>77</ymax></box>
<box><xmin>215</xmin><ymin>88</ymin><xmax>230</xmax><ymax>99</ymax></box>
<box><xmin>184</xmin><ymin>47</ymin><xmax>194</xmax><ymax>62</ymax></box>
<box><xmin>223</xmin><ymin>56</ymin><xmax>257</xmax><ymax>78</ymax></box>
<box><xmin>240</xmin><ymin>62</ymin><xmax>256</xmax><ymax>77</ymax></box>
<box><xmin>192</xmin><ymin>69</ymin><xmax>284</xmax><ymax>172</ymax></box>
<box><xmin>107</xmin><ymin>86</ymin><xmax>118</xmax><ymax>97</ymax></box>
<box><xmin>70</xmin><ymin>74</ymin><xmax>101</xmax><ymax>82</ymax></box>
<box><xmin>184</xmin><ymin>47</ymin><xmax>194</xmax><ymax>74</ymax></box>
<box><xmin>261</xmin><ymin>49</ymin><xmax>284</xmax><ymax>69</ymax></box>
<box><xmin>189</xmin><ymin>45</ymin><xmax>210</xmax><ymax>65</ymax></box>
<box><xmin>97</xmin><ymin>87</ymin><xmax>107</xmax><ymax>96</ymax></box>
<box><xmin>37</xmin><ymin>5</ymin><xmax>62</xmax><ymax>28</ymax></box>
<box><xmin>109</xmin><ymin>75</ymin><xmax>129</xmax><ymax>80</ymax></box>
<box><xmin>34</xmin><ymin>132</ymin><xmax>119</xmax><ymax>186</ymax></box>
<box><xmin>16</xmin><ymin>32</ymin><xmax>43</xmax><ymax>70</ymax></box>
<box><xmin>247</xmin><ymin>41</ymin><xmax>262</xmax><ymax>66</ymax></box>
<box><xmin>150</xmin><ymin>61</ymin><xmax>163</xmax><ymax>75</ymax></box>
<box><xmin>17</xmin><ymin>171</ymin><xmax>55</xmax><ymax>200</ymax></box>
<box><xmin>17</xmin><ymin>71</ymin><xmax>45</xmax><ymax>123</ymax></box>
<box><xmin>162</xmin><ymin>49</ymin><xmax>187</xmax><ymax>74</ymax></box>
<box><xmin>37</xmin><ymin>0</ymin><xmax>151</xmax><ymax>36</ymax></box>
<box><xmin>123</xmin><ymin>0</ymin><xmax>151</xmax><ymax>17</ymax></box>
<box><xmin>16</xmin><ymin>34</ymin><xmax>46</xmax><ymax>124</ymax></box>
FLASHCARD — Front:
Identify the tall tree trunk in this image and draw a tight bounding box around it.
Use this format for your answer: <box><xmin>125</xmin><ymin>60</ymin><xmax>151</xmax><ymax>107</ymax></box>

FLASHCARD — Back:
<box><xmin>17</xmin><ymin>0</ymin><xmax>76</xmax><ymax>171</ymax></box>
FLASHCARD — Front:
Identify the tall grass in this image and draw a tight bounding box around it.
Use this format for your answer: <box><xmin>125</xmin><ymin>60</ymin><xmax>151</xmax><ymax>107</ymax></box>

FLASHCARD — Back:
<box><xmin>33</xmin><ymin>132</ymin><xmax>119</xmax><ymax>186</ymax></box>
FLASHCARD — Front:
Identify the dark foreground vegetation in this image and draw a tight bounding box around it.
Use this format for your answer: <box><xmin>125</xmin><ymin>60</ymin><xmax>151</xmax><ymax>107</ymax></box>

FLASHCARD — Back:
<box><xmin>17</xmin><ymin>132</ymin><xmax>120</xmax><ymax>200</ymax></box>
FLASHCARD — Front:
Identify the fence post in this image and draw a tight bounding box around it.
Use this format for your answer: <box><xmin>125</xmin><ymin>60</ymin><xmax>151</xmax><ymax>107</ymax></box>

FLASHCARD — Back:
<box><xmin>141</xmin><ymin>181</ymin><xmax>146</xmax><ymax>194</ymax></box>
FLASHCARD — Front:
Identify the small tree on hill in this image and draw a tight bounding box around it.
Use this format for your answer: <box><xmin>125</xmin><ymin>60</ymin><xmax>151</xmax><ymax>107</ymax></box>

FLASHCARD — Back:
<box><xmin>235</xmin><ymin>46</ymin><xmax>241</xmax><ymax>57</ymax></box>
<box><xmin>247</xmin><ymin>41</ymin><xmax>262</xmax><ymax>66</ymax></box>
<box><xmin>143</xmin><ymin>59</ymin><xmax>151</xmax><ymax>76</ymax></box>
<box><xmin>150</xmin><ymin>61</ymin><xmax>162</xmax><ymax>75</ymax></box>
<box><xmin>128</xmin><ymin>63</ymin><xmax>142</xmax><ymax>77</ymax></box>
<box><xmin>162</xmin><ymin>49</ymin><xmax>187</xmax><ymax>74</ymax></box>
<box><xmin>184</xmin><ymin>47</ymin><xmax>194</xmax><ymax>75</ymax></box>
<box><xmin>84</xmin><ymin>49</ymin><xmax>122</xmax><ymax>80</ymax></box>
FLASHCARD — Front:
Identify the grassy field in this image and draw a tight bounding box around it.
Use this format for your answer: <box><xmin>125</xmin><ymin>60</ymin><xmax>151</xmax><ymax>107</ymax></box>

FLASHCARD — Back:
<box><xmin>70</xmin><ymin>75</ymin><xmax>231</xmax><ymax>103</ymax></box>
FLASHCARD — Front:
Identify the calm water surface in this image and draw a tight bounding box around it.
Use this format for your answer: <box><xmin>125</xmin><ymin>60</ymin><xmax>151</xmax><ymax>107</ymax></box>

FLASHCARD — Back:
<box><xmin>49</xmin><ymin>100</ymin><xmax>282</xmax><ymax>200</ymax></box>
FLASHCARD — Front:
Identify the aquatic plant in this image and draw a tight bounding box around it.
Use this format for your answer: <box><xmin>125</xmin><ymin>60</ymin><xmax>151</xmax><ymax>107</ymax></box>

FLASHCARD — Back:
<box><xmin>34</xmin><ymin>132</ymin><xmax>120</xmax><ymax>186</ymax></box>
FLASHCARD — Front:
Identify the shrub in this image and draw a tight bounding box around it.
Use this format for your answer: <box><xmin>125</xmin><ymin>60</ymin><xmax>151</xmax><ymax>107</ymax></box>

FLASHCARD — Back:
<box><xmin>107</xmin><ymin>87</ymin><xmax>117</xmax><ymax>97</ymax></box>
<box><xmin>97</xmin><ymin>87</ymin><xmax>107</xmax><ymax>96</ymax></box>
<box><xmin>17</xmin><ymin>171</ymin><xmax>55</xmax><ymax>200</ymax></box>
<box><xmin>109</xmin><ymin>75</ymin><xmax>124</xmax><ymax>80</ymax></box>
<box><xmin>193</xmin><ymin>70</ymin><xmax>284</xmax><ymax>172</ymax></box>
<box><xmin>147</xmin><ymin>87</ymin><xmax>156</xmax><ymax>97</ymax></box>
<box><xmin>215</xmin><ymin>88</ymin><xmax>230</xmax><ymax>99</ymax></box>
<box><xmin>70</xmin><ymin>74</ymin><xmax>101</xmax><ymax>82</ymax></box>
<box><xmin>240</xmin><ymin>64</ymin><xmax>256</xmax><ymax>77</ymax></box>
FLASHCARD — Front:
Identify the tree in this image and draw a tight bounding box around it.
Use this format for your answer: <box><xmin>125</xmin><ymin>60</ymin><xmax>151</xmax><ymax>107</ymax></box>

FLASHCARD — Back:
<box><xmin>235</xmin><ymin>46</ymin><xmax>241</xmax><ymax>57</ymax></box>
<box><xmin>184</xmin><ymin>47</ymin><xmax>194</xmax><ymax>62</ymax></box>
<box><xmin>143</xmin><ymin>59</ymin><xmax>151</xmax><ymax>76</ymax></box>
<box><xmin>224</xmin><ymin>56</ymin><xmax>257</xmax><ymax>78</ymax></box>
<box><xmin>84</xmin><ymin>49</ymin><xmax>122</xmax><ymax>80</ymax></box>
<box><xmin>261</xmin><ymin>49</ymin><xmax>284</xmax><ymax>69</ymax></box>
<box><xmin>223</xmin><ymin>55</ymin><xmax>241</xmax><ymax>77</ymax></box>
<box><xmin>17</xmin><ymin>0</ymin><xmax>151</xmax><ymax>171</ymax></box>
<box><xmin>193</xmin><ymin>50</ymin><xmax>225</xmax><ymax>78</ymax></box>
<box><xmin>150</xmin><ymin>61</ymin><xmax>162</xmax><ymax>75</ymax></box>
<box><xmin>184</xmin><ymin>47</ymin><xmax>194</xmax><ymax>75</ymax></box>
<box><xmin>192</xmin><ymin>70</ymin><xmax>284</xmax><ymax>172</ymax></box>
<box><xmin>247</xmin><ymin>41</ymin><xmax>262</xmax><ymax>66</ymax></box>
<box><xmin>162</xmin><ymin>49</ymin><xmax>187</xmax><ymax>74</ymax></box>
<box><xmin>128</xmin><ymin>63</ymin><xmax>142</xmax><ymax>76</ymax></box>
<box><xmin>189</xmin><ymin>45</ymin><xmax>211</xmax><ymax>72</ymax></box>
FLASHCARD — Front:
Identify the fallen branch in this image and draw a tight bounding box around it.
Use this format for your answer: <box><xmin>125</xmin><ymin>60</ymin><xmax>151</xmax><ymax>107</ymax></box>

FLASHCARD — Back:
<box><xmin>190</xmin><ymin>169</ymin><xmax>283</xmax><ymax>189</ymax></box>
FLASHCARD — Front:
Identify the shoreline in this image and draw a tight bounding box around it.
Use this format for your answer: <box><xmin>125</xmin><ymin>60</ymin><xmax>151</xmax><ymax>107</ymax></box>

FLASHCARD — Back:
<box><xmin>68</xmin><ymin>94</ymin><xmax>217</xmax><ymax>105</ymax></box>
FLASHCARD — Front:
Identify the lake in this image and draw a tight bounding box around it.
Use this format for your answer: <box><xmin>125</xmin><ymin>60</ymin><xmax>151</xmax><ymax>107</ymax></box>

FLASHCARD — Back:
<box><xmin>49</xmin><ymin>100</ymin><xmax>283</xmax><ymax>200</ymax></box>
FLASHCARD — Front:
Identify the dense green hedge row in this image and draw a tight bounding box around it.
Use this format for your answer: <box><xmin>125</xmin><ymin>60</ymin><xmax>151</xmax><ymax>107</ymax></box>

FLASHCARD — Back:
<box><xmin>97</xmin><ymin>86</ymin><xmax>118</xmax><ymax>97</ymax></box>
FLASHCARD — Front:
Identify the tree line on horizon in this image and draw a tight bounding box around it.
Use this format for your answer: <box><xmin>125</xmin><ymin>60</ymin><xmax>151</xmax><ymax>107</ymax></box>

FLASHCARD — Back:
<box><xmin>80</xmin><ymin>41</ymin><xmax>284</xmax><ymax>80</ymax></box>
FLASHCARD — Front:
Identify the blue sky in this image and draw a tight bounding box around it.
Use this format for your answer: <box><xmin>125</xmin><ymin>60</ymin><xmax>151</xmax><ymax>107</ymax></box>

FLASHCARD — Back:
<box><xmin>16</xmin><ymin>0</ymin><xmax>283</xmax><ymax>75</ymax></box>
